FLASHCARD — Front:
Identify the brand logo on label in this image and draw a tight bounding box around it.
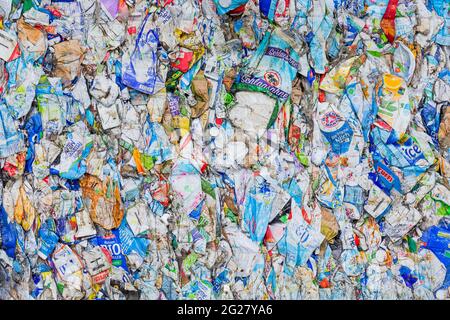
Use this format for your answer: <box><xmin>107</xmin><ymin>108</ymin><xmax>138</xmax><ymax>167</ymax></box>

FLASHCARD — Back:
<box><xmin>264</xmin><ymin>71</ymin><xmax>280</xmax><ymax>87</ymax></box>
<box><xmin>377</xmin><ymin>166</ymin><xmax>393</xmax><ymax>183</ymax></box>
<box><xmin>400</xmin><ymin>143</ymin><xmax>422</xmax><ymax>162</ymax></box>
<box><xmin>321</xmin><ymin>111</ymin><xmax>340</xmax><ymax>128</ymax></box>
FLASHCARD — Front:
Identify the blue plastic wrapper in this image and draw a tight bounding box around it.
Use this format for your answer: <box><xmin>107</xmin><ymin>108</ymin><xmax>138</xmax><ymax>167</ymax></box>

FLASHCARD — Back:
<box><xmin>0</xmin><ymin>205</ymin><xmax>17</xmax><ymax>259</ymax></box>
<box><xmin>23</xmin><ymin>113</ymin><xmax>43</xmax><ymax>173</ymax></box>
<box><xmin>421</xmin><ymin>221</ymin><xmax>450</xmax><ymax>289</ymax></box>
<box><xmin>243</xmin><ymin>177</ymin><xmax>277</xmax><ymax>242</ymax></box>
<box><xmin>122</xmin><ymin>13</ymin><xmax>165</xmax><ymax>95</ymax></box>
<box><xmin>0</xmin><ymin>102</ymin><xmax>24</xmax><ymax>158</ymax></box>
<box><xmin>38</xmin><ymin>219</ymin><xmax>59</xmax><ymax>260</ymax></box>
<box><xmin>428</xmin><ymin>0</ymin><xmax>450</xmax><ymax>46</ymax></box>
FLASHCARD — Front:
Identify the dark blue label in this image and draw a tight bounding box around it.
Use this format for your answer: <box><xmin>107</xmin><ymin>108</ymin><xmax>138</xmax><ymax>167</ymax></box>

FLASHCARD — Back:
<box><xmin>321</xmin><ymin>122</ymin><xmax>354</xmax><ymax>155</ymax></box>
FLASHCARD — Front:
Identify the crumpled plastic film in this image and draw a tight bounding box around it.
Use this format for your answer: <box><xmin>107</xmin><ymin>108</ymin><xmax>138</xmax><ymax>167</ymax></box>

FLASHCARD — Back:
<box><xmin>0</xmin><ymin>0</ymin><xmax>449</xmax><ymax>300</ymax></box>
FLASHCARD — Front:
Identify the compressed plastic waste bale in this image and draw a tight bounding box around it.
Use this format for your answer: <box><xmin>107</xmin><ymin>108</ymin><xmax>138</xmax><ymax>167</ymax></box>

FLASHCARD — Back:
<box><xmin>0</xmin><ymin>0</ymin><xmax>449</xmax><ymax>301</ymax></box>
